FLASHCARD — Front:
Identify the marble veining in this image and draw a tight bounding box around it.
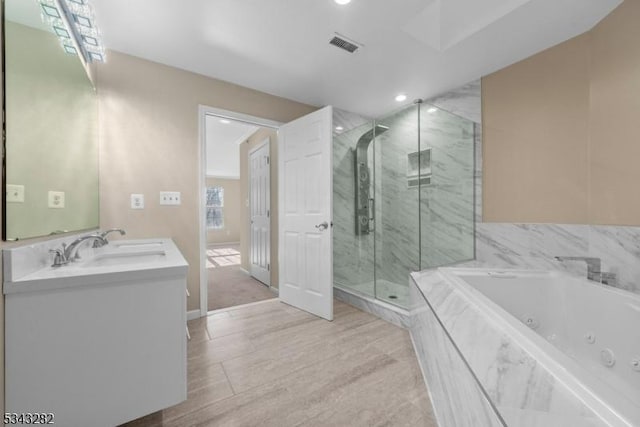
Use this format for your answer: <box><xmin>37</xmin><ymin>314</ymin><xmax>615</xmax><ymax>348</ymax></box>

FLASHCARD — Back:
<box><xmin>476</xmin><ymin>223</ymin><xmax>640</xmax><ymax>293</ymax></box>
<box><xmin>409</xmin><ymin>275</ymin><xmax>505</xmax><ymax>427</ymax></box>
<box><xmin>410</xmin><ymin>269</ymin><xmax>610</xmax><ymax>427</ymax></box>
<box><xmin>425</xmin><ymin>79</ymin><xmax>482</xmax><ymax>124</ymax></box>
<box><xmin>333</xmin><ymin>80</ymin><xmax>479</xmax><ymax>309</ymax></box>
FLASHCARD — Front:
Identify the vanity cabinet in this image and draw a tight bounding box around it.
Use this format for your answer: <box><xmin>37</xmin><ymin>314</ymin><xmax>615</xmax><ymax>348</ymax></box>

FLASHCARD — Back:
<box><xmin>3</xmin><ymin>238</ymin><xmax>188</xmax><ymax>427</ymax></box>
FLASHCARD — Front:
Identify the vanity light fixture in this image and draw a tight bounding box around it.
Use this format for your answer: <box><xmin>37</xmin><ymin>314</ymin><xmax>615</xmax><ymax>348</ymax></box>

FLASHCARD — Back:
<box><xmin>334</xmin><ymin>0</ymin><xmax>352</xmax><ymax>5</ymax></box>
<box><xmin>37</xmin><ymin>0</ymin><xmax>106</xmax><ymax>63</ymax></box>
<box><xmin>395</xmin><ymin>94</ymin><xmax>407</xmax><ymax>102</ymax></box>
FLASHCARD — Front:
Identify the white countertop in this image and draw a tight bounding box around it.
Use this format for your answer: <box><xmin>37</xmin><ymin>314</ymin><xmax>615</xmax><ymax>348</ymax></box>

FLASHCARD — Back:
<box><xmin>3</xmin><ymin>238</ymin><xmax>188</xmax><ymax>295</ymax></box>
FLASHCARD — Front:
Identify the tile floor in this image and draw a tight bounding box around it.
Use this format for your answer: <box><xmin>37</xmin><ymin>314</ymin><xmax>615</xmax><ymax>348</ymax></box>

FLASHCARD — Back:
<box><xmin>123</xmin><ymin>299</ymin><xmax>436</xmax><ymax>427</ymax></box>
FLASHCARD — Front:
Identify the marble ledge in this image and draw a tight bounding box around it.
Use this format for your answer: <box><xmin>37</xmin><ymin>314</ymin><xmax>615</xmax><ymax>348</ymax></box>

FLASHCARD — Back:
<box><xmin>410</xmin><ymin>269</ymin><xmax>607</xmax><ymax>427</ymax></box>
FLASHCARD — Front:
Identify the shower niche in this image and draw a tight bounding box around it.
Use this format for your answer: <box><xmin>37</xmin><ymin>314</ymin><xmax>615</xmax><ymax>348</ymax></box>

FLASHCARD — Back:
<box><xmin>407</xmin><ymin>148</ymin><xmax>431</xmax><ymax>189</ymax></box>
<box><xmin>333</xmin><ymin>103</ymin><xmax>475</xmax><ymax>309</ymax></box>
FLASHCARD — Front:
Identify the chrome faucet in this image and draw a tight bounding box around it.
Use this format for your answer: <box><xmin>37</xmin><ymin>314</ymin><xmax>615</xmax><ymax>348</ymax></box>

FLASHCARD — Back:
<box><xmin>64</xmin><ymin>234</ymin><xmax>108</xmax><ymax>262</ymax></box>
<box><xmin>92</xmin><ymin>228</ymin><xmax>126</xmax><ymax>248</ymax></box>
<box><xmin>554</xmin><ymin>256</ymin><xmax>616</xmax><ymax>285</ymax></box>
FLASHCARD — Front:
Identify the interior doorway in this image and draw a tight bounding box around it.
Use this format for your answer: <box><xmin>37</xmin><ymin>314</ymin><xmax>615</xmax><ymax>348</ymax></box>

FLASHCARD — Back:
<box><xmin>198</xmin><ymin>107</ymin><xmax>282</xmax><ymax>314</ymax></box>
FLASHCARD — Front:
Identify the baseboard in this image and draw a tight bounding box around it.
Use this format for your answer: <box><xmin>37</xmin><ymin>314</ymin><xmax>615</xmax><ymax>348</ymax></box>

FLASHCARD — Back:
<box><xmin>187</xmin><ymin>309</ymin><xmax>201</xmax><ymax>321</ymax></box>
<box><xmin>269</xmin><ymin>286</ymin><xmax>279</xmax><ymax>295</ymax></box>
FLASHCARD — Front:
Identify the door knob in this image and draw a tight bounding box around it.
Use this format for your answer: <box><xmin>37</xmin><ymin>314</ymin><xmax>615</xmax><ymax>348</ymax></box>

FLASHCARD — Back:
<box><xmin>315</xmin><ymin>221</ymin><xmax>329</xmax><ymax>231</ymax></box>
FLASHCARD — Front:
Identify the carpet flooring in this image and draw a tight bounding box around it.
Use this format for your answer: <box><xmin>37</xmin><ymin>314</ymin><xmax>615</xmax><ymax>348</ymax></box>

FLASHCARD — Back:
<box><xmin>206</xmin><ymin>244</ymin><xmax>275</xmax><ymax>310</ymax></box>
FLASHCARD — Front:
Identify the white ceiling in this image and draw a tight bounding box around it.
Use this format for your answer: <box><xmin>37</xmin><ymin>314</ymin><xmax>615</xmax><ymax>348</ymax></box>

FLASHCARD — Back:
<box><xmin>205</xmin><ymin>116</ymin><xmax>258</xmax><ymax>178</ymax></box>
<box><xmin>91</xmin><ymin>0</ymin><xmax>621</xmax><ymax>117</ymax></box>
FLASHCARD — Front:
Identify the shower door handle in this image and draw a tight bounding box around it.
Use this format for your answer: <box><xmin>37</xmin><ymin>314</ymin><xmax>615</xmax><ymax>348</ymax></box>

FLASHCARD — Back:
<box><xmin>368</xmin><ymin>198</ymin><xmax>375</xmax><ymax>232</ymax></box>
<box><xmin>315</xmin><ymin>221</ymin><xmax>329</xmax><ymax>231</ymax></box>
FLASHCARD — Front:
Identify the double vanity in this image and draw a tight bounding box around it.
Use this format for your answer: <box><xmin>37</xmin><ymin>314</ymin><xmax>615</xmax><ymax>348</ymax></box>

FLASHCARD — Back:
<box><xmin>3</xmin><ymin>233</ymin><xmax>189</xmax><ymax>427</ymax></box>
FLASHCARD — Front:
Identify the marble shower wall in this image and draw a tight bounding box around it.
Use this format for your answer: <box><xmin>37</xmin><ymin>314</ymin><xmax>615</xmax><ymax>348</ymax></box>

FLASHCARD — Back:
<box><xmin>332</xmin><ymin>109</ymin><xmax>375</xmax><ymax>292</ymax></box>
<box><xmin>476</xmin><ymin>223</ymin><xmax>640</xmax><ymax>294</ymax></box>
<box><xmin>332</xmin><ymin>80</ymin><xmax>481</xmax><ymax>300</ymax></box>
<box><xmin>374</xmin><ymin>106</ymin><xmax>421</xmax><ymax>286</ymax></box>
<box><xmin>418</xmin><ymin>107</ymin><xmax>475</xmax><ymax>269</ymax></box>
<box><xmin>425</xmin><ymin>79</ymin><xmax>483</xmax><ymax>223</ymax></box>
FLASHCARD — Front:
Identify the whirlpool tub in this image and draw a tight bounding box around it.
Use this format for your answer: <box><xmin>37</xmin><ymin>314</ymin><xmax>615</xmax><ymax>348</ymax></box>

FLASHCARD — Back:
<box><xmin>410</xmin><ymin>268</ymin><xmax>640</xmax><ymax>427</ymax></box>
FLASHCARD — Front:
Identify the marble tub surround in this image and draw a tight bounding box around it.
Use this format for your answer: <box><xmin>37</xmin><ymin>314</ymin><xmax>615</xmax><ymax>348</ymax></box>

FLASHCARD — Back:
<box><xmin>409</xmin><ymin>276</ymin><xmax>505</xmax><ymax>427</ymax></box>
<box><xmin>411</xmin><ymin>269</ymin><xmax>615</xmax><ymax>427</ymax></box>
<box><xmin>476</xmin><ymin>223</ymin><xmax>640</xmax><ymax>293</ymax></box>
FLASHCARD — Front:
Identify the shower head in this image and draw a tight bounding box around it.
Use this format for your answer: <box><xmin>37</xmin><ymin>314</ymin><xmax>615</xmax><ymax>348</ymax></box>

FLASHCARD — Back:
<box><xmin>356</xmin><ymin>125</ymin><xmax>390</xmax><ymax>151</ymax></box>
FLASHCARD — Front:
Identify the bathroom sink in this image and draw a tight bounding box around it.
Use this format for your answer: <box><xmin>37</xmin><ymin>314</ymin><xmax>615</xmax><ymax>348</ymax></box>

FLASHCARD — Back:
<box><xmin>81</xmin><ymin>250</ymin><xmax>166</xmax><ymax>268</ymax></box>
<box><xmin>3</xmin><ymin>237</ymin><xmax>187</xmax><ymax>295</ymax></box>
<box><xmin>111</xmin><ymin>241</ymin><xmax>164</xmax><ymax>250</ymax></box>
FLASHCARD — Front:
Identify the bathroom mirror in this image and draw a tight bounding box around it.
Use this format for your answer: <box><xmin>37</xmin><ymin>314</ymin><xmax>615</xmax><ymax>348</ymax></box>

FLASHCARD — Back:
<box><xmin>2</xmin><ymin>0</ymin><xmax>99</xmax><ymax>240</ymax></box>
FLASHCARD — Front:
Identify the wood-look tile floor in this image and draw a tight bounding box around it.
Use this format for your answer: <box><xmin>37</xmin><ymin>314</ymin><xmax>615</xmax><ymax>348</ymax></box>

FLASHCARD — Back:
<box><xmin>122</xmin><ymin>299</ymin><xmax>436</xmax><ymax>427</ymax></box>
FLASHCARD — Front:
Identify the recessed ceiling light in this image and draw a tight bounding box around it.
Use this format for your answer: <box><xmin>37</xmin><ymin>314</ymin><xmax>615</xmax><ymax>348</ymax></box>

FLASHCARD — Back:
<box><xmin>395</xmin><ymin>94</ymin><xmax>407</xmax><ymax>102</ymax></box>
<box><xmin>220</xmin><ymin>119</ymin><xmax>231</xmax><ymax>124</ymax></box>
<box><xmin>334</xmin><ymin>0</ymin><xmax>351</xmax><ymax>5</ymax></box>
<box><xmin>427</xmin><ymin>107</ymin><xmax>437</xmax><ymax>113</ymax></box>
<box><xmin>335</xmin><ymin>126</ymin><xmax>344</xmax><ymax>131</ymax></box>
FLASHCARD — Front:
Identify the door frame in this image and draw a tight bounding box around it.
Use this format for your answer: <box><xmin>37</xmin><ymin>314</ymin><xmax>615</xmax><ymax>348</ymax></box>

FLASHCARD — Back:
<box><xmin>248</xmin><ymin>137</ymin><xmax>271</xmax><ymax>287</ymax></box>
<box><xmin>198</xmin><ymin>105</ymin><xmax>282</xmax><ymax>317</ymax></box>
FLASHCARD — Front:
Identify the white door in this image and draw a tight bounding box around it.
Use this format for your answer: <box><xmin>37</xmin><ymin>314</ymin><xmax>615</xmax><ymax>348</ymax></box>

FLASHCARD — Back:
<box><xmin>249</xmin><ymin>139</ymin><xmax>271</xmax><ymax>286</ymax></box>
<box><xmin>278</xmin><ymin>106</ymin><xmax>333</xmax><ymax>321</ymax></box>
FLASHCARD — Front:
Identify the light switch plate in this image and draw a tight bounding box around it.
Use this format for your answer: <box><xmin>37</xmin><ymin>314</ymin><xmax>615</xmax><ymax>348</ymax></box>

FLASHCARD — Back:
<box><xmin>160</xmin><ymin>191</ymin><xmax>181</xmax><ymax>206</ymax></box>
<box><xmin>6</xmin><ymin>184</ymin><xmax>25</xmax><ymax>203</ymax></box>
<box><xmin>131</xmin><ymin>194</ymin><xmax>144</xmax><ymax>209</ymax></box>
<box><xmin>48</xmin><ymin>191</ymin><xmax>65</xmax><ymax>209</ymax></box>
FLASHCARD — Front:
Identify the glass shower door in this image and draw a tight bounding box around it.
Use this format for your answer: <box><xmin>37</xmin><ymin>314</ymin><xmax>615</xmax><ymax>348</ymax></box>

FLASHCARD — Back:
<box><xmin>333</xmin><ymin>119</ymin><xmax>376</xmax><ymax>298</ymax></box>
<box><xmin>419</xmin><ymin>105</ymin><xmax>475</xmax><ymax>270</ymax></box>
<box><xmin>373</xmin><ymin>105</ymin><xmax>420</xmax><ymax>307</ymax></box>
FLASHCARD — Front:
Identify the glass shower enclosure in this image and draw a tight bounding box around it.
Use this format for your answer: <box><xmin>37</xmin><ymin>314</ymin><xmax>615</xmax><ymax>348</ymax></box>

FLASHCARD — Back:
<box><xmin>333</xmin><ymin>103</ymin><xmax>475</xmax><ymax>309</ymax></box>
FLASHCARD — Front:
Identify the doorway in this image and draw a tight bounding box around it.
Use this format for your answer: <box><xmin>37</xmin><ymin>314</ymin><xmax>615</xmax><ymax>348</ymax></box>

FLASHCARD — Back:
<box><xmin>198</xmin><ymin>107</ymin><xmax>281</xmax><ymax>314</ymax></box>
<box><xmin>198</xmin><ymin>105</ymin><xmax>334</xmax><ymax>320</ymax></box>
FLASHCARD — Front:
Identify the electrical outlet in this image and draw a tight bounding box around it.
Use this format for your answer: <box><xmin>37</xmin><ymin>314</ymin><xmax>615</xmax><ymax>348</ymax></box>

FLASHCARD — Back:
<box><xmin>131</xmin><ymin>194</ymin><xmax>144</xmax><ymax>209</ymax></box>
<box><xmin>48</xmin><ymin>191</ymin><xmax>65</xmax><ymax>209</ymax></box>
<box><xmin>160</xmin><ymin>191</ymin><xmax>181</xmax><ymax>206</ymax></box>
<box><xmin>6</xmin><ymin>184</ymin><xmax>25</xmax><ymax>203</ymax></box>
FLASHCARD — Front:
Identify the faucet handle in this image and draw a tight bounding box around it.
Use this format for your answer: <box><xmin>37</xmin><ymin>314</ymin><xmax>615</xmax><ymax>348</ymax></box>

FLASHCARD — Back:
<box><xmin>93</xmin><ymin>228</ymin><xmax>126</xmax><ymax>247</ymax></box>
<box><xmin>49</xmin><ymin>248</ymin><xmax>68</xmax><ymax>267</ymax></box>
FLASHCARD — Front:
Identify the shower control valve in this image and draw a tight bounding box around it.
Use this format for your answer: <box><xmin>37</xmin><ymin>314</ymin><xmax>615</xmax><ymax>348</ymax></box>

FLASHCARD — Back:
<box><xmin>631</xmin><ymin>357</ymin><xmax>640</xmax><ymax>372</ymax></box>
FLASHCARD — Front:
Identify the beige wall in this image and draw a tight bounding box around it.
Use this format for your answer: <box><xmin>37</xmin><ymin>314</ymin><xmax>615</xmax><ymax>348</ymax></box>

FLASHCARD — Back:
<box><xmin>588</xmin><ymin>0</ymin><xmax>640</xmax><ymax>225</ymax></box>
<box><xmin>97</xmin><ymin>51</ymin><xmax>315</xmax><ymax>310</ymax></box>
<box><xmin>206</xmin><ymin>177</ymin><xmax>241</xmax><ymax>244</ymax></box>
<box><xmin>482</xmin><ymin>1</ymin><xmax>640</xmax><ymax>226</ymax></box>
<box><xmin>239</xmin><ymin>128</ymin><xmax>280</xmax><ymax>288</ymax></box>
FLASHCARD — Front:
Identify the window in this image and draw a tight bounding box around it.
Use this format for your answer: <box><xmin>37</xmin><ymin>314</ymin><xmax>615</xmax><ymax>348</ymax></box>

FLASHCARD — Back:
<box><xmin>206</xmin><ymin>186</ymin><xmax>224</xmax><ymax>229</ymax></box>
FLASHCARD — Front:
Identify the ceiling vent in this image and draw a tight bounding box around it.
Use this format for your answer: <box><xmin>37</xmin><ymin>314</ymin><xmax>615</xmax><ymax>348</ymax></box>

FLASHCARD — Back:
<box><xmin>329</xmin><ymin>33</ymin><xmax>362</xmax><ymax>53</ymax></box>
